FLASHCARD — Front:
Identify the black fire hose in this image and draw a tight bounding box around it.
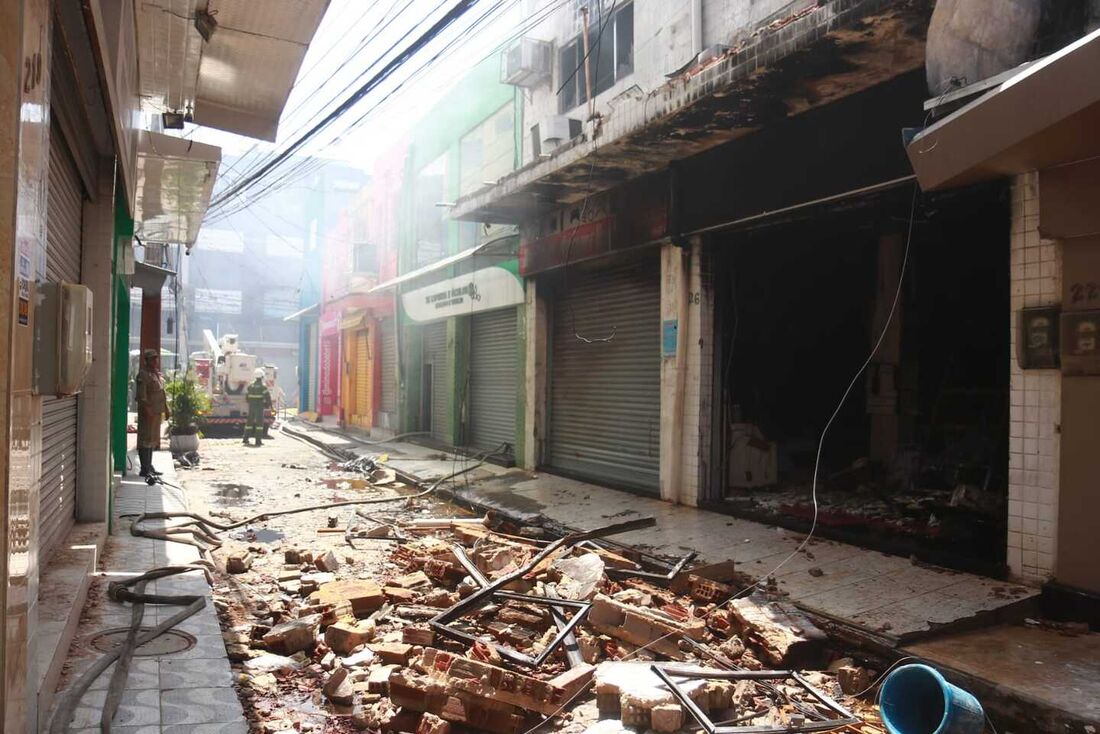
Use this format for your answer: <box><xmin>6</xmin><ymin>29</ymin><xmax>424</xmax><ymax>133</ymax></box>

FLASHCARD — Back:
<box><xmin>48</xmin><ymin>440</ymin><xmax>505</xmax><ymax>732</ymax></box>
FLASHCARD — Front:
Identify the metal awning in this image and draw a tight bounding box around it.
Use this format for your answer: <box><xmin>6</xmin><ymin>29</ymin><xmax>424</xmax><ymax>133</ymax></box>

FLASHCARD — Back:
<box><xmin>907</xmin><ymin>27</ymin><xmax>1100</xmax><ymax>191</ymax></box>
<box><xmin>136</xmin><ymin>0</ymin><xmax>330</xmax><ymax>142</ymax></box>
<box><xmin>369</xmin><ymin>235</ymin><xmax>518</xmax><ymax>293</ymax></box>
<box><xmin>339</xmin><ymin>311</ymin><xmax>366</xmax><ymax>330</ymax></box>
<box><xmin>135</xmin><ymin>130</ymin><xmax>220</xmax><ymax>247</ymax></box>
<box><xmin>283</xmin><ymin>302</ymin><xmax>320</xmax><ymax>322</ymax></box>
<box><xmin>132</xmin><ymin>260</ymin><xmax>175</xmax><ymax>292</ymax></box>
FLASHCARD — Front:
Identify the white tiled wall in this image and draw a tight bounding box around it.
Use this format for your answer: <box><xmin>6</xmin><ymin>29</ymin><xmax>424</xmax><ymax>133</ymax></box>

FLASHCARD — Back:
<box><xmin>679</xmin><ymin>240</ymin><xmax>708</xmax><ymax>506</ymax></box>
<box><xmin>1007</xmin><ymin>172</ymin><xmax>1061</xmax><ymax>582</ymax></box>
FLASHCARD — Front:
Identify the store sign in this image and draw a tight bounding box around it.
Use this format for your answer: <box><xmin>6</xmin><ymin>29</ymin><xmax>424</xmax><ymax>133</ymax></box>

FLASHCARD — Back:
<box><xmin>402</xmin><ymin>266</ymin><xmax>524</xmax><ymax>323</ymax></box>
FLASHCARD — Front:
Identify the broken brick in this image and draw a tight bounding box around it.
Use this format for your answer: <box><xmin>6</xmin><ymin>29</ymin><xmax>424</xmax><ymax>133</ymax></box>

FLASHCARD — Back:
<box><xmin>315</xmin><ymin>549</ymin><xmax>341</xmax><ymax>572</ymax></box>
<box><xmin>368</xmin><ymin>641</ymin><xmax>415</xmax><ymax>665</ymax></box>
<box><xmin>309</xmin><ymin>579</ymin><xmax>385</xmax><ymax>616</ymax></box>
<box><xmin>394</xmin><ymin>571</ymin><xmax>431</xmax><ymax>589</ymax></box>
<box><xmin>650</xmin><ymin>703</ymin><xmax>684</xmax><ymax>733</ymax></box>
<box><xmin>323</xmin><ymin>667</ymin><xmax>355</xmax><ymax>705</ymax></box>
<box><xmin>262</xmin><ymin>615</ymin><xmax>320</xmax><ymax>655</ymax></box>
<box><xmin>325</xmin><ymin>620</ymin><xmax>376</xmax><ymax>655</ymax></box>
<box><xmin>417</xmin><ymin>712</ymin><xmax>451</xmax><ymax>734</ymax></box>
<box><xmin>226</xmin><ymin>551</ymin><xmax>253</xmax><ymax>574</ymax></box>
<box><xmin>403</xmin><ymin>624</ymin><xmax>435</xmax><ymax>646</ymax></box>
<box><xmin>384</xmin><ymin>586</ymin><xmax>420</xmax><ymax>604</ymax></box>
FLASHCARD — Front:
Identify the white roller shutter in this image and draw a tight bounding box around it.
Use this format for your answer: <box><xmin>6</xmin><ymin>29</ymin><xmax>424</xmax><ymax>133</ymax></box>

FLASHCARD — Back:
<box><xmin>469</xmin><ymin>308</ymin><xmax>518</xmax><ymax>454</ymax></box>
<box><xmin>548</xmin><ymin>257</ymin><xmax>660</xmax><ymax>494</ymax></box>
<box><xmin>380</xmin><ymin>318</ymin><xmax>397</xmax><ymax>414</ymax></box>
<box><xmin>41</xmin><ymin>123</ymin><xmax>85</xmax><ymax>561</ymax></box>
<box><xmin>423</xmin><ymin>321</ymin><xmax>451</xmax><ymax>443</ymax></box>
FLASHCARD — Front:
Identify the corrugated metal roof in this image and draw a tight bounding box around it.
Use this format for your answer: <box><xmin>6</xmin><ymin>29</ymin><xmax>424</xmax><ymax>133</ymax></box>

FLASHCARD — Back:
<box><xmin>134</xmin><ymin>130</ymin><xmax>221</xmax><ymax>246</ymax></box>
<box><xmin>136</xmin><ymin>0</ymin><xmax>330</xmax><ymax>142</ymax></box>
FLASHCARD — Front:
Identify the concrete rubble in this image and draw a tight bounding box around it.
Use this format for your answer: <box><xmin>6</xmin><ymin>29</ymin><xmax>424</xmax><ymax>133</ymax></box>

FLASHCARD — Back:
<box><xmin>209</xmin><ymin>463</ymin><xmax>891</xmax><ymax>734</ymax></box>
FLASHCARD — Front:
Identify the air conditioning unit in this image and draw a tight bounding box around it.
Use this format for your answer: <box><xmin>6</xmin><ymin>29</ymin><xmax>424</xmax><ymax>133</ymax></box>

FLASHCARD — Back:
<box><xmin>530</xmin><ymin>116</ymin><xmax>582</xmax><ymax>158</ymax></box>
<box><xmin>501</xmin><ymin>37</ymin><xmax>552</xmax><ymax>88</ymax></box>
<box><xmin>34</xmin><ymin>282</ymin><xmax>93</xmax><ymax>396</ymax></box>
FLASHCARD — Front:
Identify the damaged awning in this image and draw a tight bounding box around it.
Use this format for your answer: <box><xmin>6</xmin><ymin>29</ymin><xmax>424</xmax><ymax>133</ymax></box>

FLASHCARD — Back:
<box><xmin>131</xmin><ymin>260</ymin><xmax>174</xmax><ymax>292</ymax></box>
<box><xmin>283</xmin><ymin>302</ymin><xmax>319</xmax><ymax>322</ymax></box>
<box><xmin>369</xmin><ymin>235</ymin><xmax>518</xmax><ymax>294</ymax></box>
<box><xmin>452</xmin><ymin>0</ymin><xmax>929</xmax><ymax>224</ymax></box>
<box><xmin>136</xmin><ymin>0</ymin><xmax>329</xmax><ymax>142</ymax></box>
<box><xmin>134</xmin><ymin>130</ymin><xmax>220</xmax><ymax>247</ymax></box>
<box><xmin>906</xmin><ymin>27</ymin><xmax>1100</xmax><ymax>191</ymax></box>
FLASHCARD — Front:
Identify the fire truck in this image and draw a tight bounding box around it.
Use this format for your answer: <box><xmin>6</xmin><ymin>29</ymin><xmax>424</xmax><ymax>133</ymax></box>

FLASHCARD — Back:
<box><xmin>191</xmin><ymin>331</ymin><xmax>278</xmax><ymax>434</ymax></box>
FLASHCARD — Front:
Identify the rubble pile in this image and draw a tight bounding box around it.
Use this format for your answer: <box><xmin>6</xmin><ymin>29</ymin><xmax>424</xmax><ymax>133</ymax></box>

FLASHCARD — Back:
<box><xmin>214</xmin><ymin>503</ymin><xmax>886</xmax><ymax>734</ymax></box>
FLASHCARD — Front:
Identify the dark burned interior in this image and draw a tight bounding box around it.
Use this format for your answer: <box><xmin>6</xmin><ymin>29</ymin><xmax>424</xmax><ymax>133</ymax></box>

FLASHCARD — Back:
<box><xmin>711</xmin><ymin>184</ymin><xmax>1009</xmax><ymax>573</ymax></box>
<box><xmin>687</xmin><ymin>69</ymin><xmax>1011</xmax><ymax>573</ymax></box>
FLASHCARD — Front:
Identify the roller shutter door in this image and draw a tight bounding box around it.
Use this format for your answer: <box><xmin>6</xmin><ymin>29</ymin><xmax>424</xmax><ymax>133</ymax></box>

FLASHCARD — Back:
<box><xmin>469</xmin><ymin>308</ymin><xmax>517</xmax><ymax>453</ymax></box>
<box><xmin>380</xmin><ymin>319</ymin><xmax>397</xmax><ymax>414</ymax></box>
<box><xmin>306</xmin><ymin>322</ymin><xmax>318</xmax><ymax>411</ymax></box>
<box><xmin>548</xmin><ymin>257</ymin><xmax>660</xmax><ymax>494</ymax></box>
<box><xmin>423</xmin><ymin>321</ymin><xmax>451</xmax><ymax>443</ymax></box>
<box><xmin>41</xmin><ymin>124</ymin><xmax>85</xmax><ymax>561</ymax></box>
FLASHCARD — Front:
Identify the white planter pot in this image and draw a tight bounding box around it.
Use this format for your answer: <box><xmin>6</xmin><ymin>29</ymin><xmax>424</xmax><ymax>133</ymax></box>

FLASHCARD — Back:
<box><xmin>169</xmin><ymin>433</ymin><xmax>200</xmax><ymax>454</ymax></box>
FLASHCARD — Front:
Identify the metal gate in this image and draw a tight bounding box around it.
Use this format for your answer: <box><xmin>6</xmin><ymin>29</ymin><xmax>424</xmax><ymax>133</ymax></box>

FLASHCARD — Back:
<box><xmin>380</xmin><ymin>318</ymin><xmax>397</xmax><ymax>415</ymax></box>
<box><xmin>41</xmin><ymin>123</ymin><xmax>85</xmax><ymax>560</ymax></box>
<box><xmin>548</xmin><ymin>257</ymin><xmax>660</xmax><ymax>493</ymax></box>
<box><xmin>422</xmin><ymin>321</ymin><xmax>451</xmax><ymax>444</ymax></box>
<box><xmin>469</xmin><ymin>308</ymin><xmax>517</xmax><ymax>453</ymax></box>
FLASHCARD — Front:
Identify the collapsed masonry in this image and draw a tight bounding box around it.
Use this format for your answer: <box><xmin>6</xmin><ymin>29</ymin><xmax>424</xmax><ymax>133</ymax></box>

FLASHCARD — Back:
<box><xmin>221</xmin><ymin>508</ymin><xmax>886</xmax><ymax>734</ymax></box>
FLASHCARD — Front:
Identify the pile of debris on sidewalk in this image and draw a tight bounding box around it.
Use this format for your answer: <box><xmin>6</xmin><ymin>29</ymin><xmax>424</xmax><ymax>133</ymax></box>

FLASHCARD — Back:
<box><xmin>214</xmin><ymin>503</ymin><xmax>888</xmax><ymax>734</ymax></box>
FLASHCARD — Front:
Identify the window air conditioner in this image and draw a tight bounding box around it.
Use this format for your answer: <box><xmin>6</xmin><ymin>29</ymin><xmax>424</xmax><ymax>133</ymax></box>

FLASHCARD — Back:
<box><xmin>530</xmin><ymin>116</ymin><xmax>582</xmax><ymax>158</ymax></box>
<box><xmin>501</xmin><ymin>37</ymin><xmax>552</xmax><ymax>88</ymax></box>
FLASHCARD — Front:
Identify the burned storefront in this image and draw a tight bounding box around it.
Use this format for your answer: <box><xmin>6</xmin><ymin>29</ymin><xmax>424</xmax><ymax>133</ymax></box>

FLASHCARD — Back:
<box><xmin>681</xmin><ymin>71</ymin><xmax>1011</xmax><ymax>571</ymax></box>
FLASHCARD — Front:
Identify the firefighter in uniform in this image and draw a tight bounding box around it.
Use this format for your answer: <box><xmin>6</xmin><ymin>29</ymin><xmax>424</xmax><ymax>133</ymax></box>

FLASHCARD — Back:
<box><xmin>244</xmin><ymin>368</ymin><xmax>272</xmax><ymax>446</ymax></box>
<box><xmin>135</xmin><ymin>349</ymin><xmax>170</xmax><ymax>476</ymax></box>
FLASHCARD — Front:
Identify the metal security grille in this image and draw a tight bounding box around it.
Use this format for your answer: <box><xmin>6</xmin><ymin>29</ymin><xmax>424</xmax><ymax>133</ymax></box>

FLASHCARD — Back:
<box><xmin>306</xmin><ymin>322</ymin><xmax>318</xmax><ymax>411</ymax></box>
<box><xmin>469</xmin><ymin>308</ymin><xmax>518</xmax><ymax>454</ymax></box>
<box><xmin>548</xmin><ymin>256</ymin><xmax>660</xmax><ymax>494</ymax></box>
<box><xmin>354</xmin><ymin>329</ymin><xmax>371</xmax><ymax>427</ymax></box>
<box><xmin>423</xmin><ymin>321</ymin><xmax>451</xmax><ymax>443</ymax></box>
<box><xmin>380</xmin><ymin>319</ymin><xmax>397</xmax><ymax>414</ymax></box>
<box><xmin>41</xmin><ymin>124</ymin><xmax>85</xmax><ymax>561</ymax></box>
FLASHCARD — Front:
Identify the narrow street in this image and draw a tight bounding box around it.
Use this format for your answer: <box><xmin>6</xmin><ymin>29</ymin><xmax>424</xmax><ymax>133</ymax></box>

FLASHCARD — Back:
<box><xmin>175</xmin><ymin>431</ymin><xmax>894</xmax><ymax>734</ymax></box>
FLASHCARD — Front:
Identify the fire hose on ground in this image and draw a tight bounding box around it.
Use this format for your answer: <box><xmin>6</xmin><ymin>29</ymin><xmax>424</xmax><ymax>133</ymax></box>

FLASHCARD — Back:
<box><xmin>48</xmin><ymin>438</ymin><xmax>508</xmax><ymax>733</ymax></box>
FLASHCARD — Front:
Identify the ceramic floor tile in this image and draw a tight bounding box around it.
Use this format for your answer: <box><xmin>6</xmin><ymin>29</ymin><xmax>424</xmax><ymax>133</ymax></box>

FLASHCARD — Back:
<box><xmin>160</xmin><ymin>657</ymin><xmax>234</xmax><ymax>689</ymax></box>
<box><xmin>83</xmin><ymin>659</ymin><xmax>161</xmax><ymax>691</ymax></box>
<box><xmin>64</xmin><ymin>687</ymin><xmax>161</xmax><ymax>728</ymax></box>
<box><xmin>161</xmin><ymin>686</ymin><xmax>244</xmax><ymax>725</ymax></box>
<box><xmin>162</xmin><ymin>720</ymin><xmax>250</xmax><ymax>734</ymax></box>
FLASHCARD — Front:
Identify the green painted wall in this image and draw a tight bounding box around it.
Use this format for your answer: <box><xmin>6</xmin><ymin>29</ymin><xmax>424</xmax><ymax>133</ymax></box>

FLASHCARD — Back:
<box><xmin>111</xmin><ymin>191</ymin><xmax>133</xmax><ymax>474</ymax></box>
<box><xmin>396</xmin><ymin>55</ymin><xmax>522</xmax><ymax>452</ymax></box>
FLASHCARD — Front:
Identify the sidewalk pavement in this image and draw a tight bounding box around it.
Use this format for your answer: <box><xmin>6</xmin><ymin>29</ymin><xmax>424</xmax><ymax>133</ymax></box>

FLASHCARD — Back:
<box><xmin>50</xmin><ymin>451</ymin><xmax>246</xmax><ymax>734</ymax></box>
<box><xmin>288</xmin><ymin>421</ymin><xmax>1039</xmax><ymax>643</ymax></box>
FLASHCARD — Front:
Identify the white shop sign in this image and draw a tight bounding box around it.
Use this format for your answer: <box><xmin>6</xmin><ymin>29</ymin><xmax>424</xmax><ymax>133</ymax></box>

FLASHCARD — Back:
<box><xmin>402</xmin><ymin>266</ymin><xmax>524</xmax><ymax>323</ymax></box>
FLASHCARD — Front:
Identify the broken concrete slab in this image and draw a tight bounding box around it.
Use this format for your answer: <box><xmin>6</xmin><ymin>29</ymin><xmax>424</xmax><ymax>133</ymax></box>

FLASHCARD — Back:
<box><xmin>728</xmin><ymin>595</ymin><xmax>827</xmax><ymax>666</ymax></box>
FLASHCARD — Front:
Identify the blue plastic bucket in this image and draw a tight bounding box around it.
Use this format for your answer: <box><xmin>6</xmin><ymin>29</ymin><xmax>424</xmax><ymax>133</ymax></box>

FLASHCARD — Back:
<box><xmin>879</xmin><ymin>664</ymin><xmax>985</xmax><ymax>734</ymax></box>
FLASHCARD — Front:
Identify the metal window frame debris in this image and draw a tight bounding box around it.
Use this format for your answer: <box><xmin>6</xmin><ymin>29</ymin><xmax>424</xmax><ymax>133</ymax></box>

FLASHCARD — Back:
<box><xmin>649</xmin><ymin>665</ymin><xmax>861</xmax><ymax>734</ymax></box>
<box><xmin>605</xmin><ymin>550</ymin><xmax>698</xmax><ymax>584</ymax></box>
<box><xmin>430</xmin><ymin>518</ymin><xmax>655</xmax><ymax>668</ymax></box>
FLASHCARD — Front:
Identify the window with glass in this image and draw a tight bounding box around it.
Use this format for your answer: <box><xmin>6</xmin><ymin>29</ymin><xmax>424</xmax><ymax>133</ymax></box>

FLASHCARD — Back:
<box><xmin>559</xmin><ymin>2</ymin><xmax>633</xmax><ymax>113</ymax></box>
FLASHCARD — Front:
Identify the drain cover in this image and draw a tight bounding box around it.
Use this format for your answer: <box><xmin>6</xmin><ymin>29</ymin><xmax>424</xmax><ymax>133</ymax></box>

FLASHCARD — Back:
<box><xmin>86</xmin><ymin>627</ymin><xmax>197</xmax><ymax>656</ymax></box>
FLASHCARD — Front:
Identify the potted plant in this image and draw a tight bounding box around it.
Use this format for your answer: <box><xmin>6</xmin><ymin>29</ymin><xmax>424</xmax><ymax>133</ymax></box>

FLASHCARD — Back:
<box><xmin>165</xmin><ymin>372</ymin><xmax>211</xmax><ymax>455</ymax></box>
